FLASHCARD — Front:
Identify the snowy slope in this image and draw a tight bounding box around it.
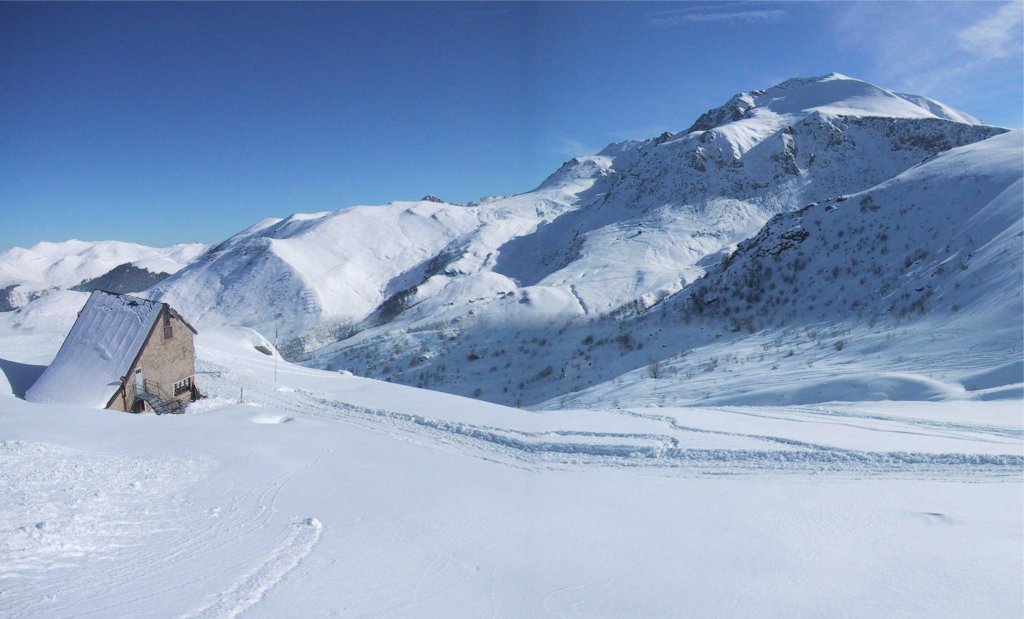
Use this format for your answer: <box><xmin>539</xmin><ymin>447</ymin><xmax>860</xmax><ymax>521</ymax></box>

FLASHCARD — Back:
<box><xmin>301</xmin><ymin>76</ymin><xmax>1009</xmax><ymax>404</ymax></box>
<box><xmin>149</xmin><ymin>203</ymin><xmax>486</xmax><ymax>337</ymax></box>
<box><xmin>549</xmin><ymin>131</ymin><xmax>1023</xmax><ymax>409</ymax></box>
<box><xmin>143</xmin><ymin>74</ymin><xmax>1004</xmax><ymax>373</ymax></box>
<box><xmin>324</xmin><ymin>129</ymin><xmax>1022</xmax><ymax>409</ymax></box>
<box><xmin>895</xmin><ymin>92</ymin><xmax>983</xmax><ymax>125</ymax></box>
<box><xmin>147</xmin><ymin>159</ymin><xmax>614</xmax><ymax>348</ymax></box>
<box><xmin>0</xmin><ymin>329</ymin><xmax>1021</xmax><ymax>617</ymax></box>
<box><xmin>682</xmin><ymin>130</ymin><xmax>1023</xmax><ymax>329</ymax></box>
<box><xmin>2</xmin><ymin>71</ymin><xmax>1021</xmax><ymax>617</ymax></box>
<box><xmin>0</xmin><ymin>240</ymin><xmax>205</xmax><ymax>311</ymax></box>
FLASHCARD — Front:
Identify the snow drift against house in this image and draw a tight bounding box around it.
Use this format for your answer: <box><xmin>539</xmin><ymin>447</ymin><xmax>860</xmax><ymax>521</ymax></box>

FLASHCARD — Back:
<box><xmin>25</xmin><ymin>291</ymin><xmax>165</xmax><ymax>408</ymax></box>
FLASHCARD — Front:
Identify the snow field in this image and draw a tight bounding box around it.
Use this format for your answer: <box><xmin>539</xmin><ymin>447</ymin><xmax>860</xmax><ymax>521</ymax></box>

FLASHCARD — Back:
<box><xmin>0</xmin><ymin>329</ymin><xmax>1021</xmax><ymax>617</ymax></box>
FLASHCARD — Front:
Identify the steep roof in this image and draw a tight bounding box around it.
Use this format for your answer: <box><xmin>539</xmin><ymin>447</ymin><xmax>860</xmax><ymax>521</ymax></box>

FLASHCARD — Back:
<box><xmin>25</xmin><ymin>291</ymin><xmax>169</xmax><ymax>408</ymax></box>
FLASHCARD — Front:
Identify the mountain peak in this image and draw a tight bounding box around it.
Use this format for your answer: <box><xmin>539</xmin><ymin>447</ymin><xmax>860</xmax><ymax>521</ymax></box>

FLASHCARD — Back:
<box><xmin>685</xmin><ymin>73</ymin><xmax>982</xmax><ymax>135</ymax></box>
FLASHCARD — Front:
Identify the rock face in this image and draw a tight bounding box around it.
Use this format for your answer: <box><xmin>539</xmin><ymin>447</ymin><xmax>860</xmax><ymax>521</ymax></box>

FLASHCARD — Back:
<box><xmin>70</xmin><ymin>263</ymin><xmax>172</xmax><ymax>294</ymax></box>
<box><xmin>24</xmin><ymin>73</ymin><xmax>1015</xmax><ymax>406</ymax></box>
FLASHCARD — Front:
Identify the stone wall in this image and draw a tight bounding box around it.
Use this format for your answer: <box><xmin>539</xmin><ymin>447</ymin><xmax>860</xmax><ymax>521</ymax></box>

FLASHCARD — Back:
<box><xmin>111</xmin><ymin>308</ymin><xmax>196</xmax><ymax>412</ymax></box>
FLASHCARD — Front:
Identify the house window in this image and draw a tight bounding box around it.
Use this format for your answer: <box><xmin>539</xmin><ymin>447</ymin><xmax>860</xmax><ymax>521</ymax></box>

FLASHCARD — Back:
<box><xmin>163</xmin><ymin>313</ymin><xmax>173</xmax><ymax>339</ymax></box>
<box><xmin>173</xmin><ymin>377</ymin><xmax>192</xmax><ymax>396</ymax></box>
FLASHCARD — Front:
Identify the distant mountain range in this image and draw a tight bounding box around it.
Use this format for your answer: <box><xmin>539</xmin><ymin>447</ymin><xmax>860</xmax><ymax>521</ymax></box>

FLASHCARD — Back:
<box><xmin>0</xmin><ymin>240</ymin><xmax>204</xmax><ymax>312</ymax></box>
<box><xmin>3</xmin><ymin>73</ymin><xmax>1020</xmax><ymax>406</ymax></box>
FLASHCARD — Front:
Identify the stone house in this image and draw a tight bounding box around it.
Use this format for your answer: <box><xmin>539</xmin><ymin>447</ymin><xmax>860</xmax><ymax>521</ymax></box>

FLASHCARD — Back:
<box><xmin>25</xmin><ymin>290</ymin><xmax>200</xmax><ymax>413</ymax></box>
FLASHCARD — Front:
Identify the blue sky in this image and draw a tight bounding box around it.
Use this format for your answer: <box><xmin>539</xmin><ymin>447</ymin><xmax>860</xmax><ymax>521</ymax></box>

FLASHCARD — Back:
<box><xmin>2</xmin><ymin>1</ymin><xmax>1021</xmax><ymax>249</ymax></box>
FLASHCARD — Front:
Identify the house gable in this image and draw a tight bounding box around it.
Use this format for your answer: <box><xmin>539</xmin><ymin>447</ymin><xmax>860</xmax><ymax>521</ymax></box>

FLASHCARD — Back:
<box><xmin>111</xmin><ymin>307</ymin><xmax>197</xmax><ymax>411</ymax></box>
<box><xmin>26</xmin><ymin>291</ymin><xmax>167</xmax><ymax>408</ymax></box>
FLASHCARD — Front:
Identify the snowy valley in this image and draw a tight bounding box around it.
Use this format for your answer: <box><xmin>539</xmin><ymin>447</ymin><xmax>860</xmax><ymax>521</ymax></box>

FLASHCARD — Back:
<box><xmin>1</xmin><ymin>73</ymin><xmax>1021</xmax><ymax>617</ymax></box>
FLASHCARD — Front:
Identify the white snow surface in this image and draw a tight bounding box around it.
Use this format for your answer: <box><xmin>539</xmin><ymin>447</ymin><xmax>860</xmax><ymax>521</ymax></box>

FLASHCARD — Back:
<box><xmin>0</xmin><ymin>328</ymin><xmax>1021</xmax><ymax>617</ymax></box>
<box><xmin>0</xmin><ymin>237</ymin><xmax>204</xmax><ymax>313</ymax></box>
<box><xmin>24</xmin><ymin>291</ymin><xmax>164</xmax><ymax>408</ymax></box>
<box><xmin>894</xmin><ymin>92</ymin><xmax>984</xmax><ymax>126</ymax></box>
<box><xmin>748</xmin><ymin>73</ymin><xmax>981</xmax><ymax>122</ymax></box>
<box><xmin>2</xmin><ymin>72</ymin><xmax>1019</xmax><ymax>615</ymax></box>
<box><xmin>0</xmin><ymin>239</ymin><xmax>204</xmax><ymax>288</ymax></box>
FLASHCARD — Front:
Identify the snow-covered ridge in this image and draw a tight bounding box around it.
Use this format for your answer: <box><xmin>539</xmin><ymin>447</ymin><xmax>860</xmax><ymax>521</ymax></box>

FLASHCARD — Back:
<box><xmin>135</xmin><ymin>73</ymin><xmax>1013</xmax><ymax>407</ymax></box>
<box><xmin>4</xmin><ymin>73</ymin><xmax>1018</xmax><ymax>409</ymax></box>
<box><xmin>149</xmin><ymin>75</ymin><xmax>1000</xmax><ymax>345</ymax></box>
<box><xmin>0</xmin><ymin>240</ymin><xmax>206</xmax><ymax>311</ymax></box>
<box><xmin>315</xmin><ymin>117</ymin><xmax>1012</xmax><ymax>404</ymax></box>
<box><xmin>686</xmin><ymin>73</ymin><xmax>983</xmax><ymax>135</ymax></box>
<box><xmin>549</xmin><ymin>130</ymin><xmax>1023</xmax><ymax>410</ymax></box>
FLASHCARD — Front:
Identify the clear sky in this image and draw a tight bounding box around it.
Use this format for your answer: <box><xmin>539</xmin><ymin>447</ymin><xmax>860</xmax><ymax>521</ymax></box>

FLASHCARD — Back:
<box><xmin>2</xmin><ymin>1</ymin><xmax>1021</xmax><ymax>249</ymax></box>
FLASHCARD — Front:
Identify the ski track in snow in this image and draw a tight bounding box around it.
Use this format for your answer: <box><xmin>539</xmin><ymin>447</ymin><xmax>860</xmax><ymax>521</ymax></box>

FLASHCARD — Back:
<box><xmin>188</xmin><ymin>517</ymin><xmax>322</xmax><ymax>619</ymax></box>
<box><xmin>772</xmin><ymin>404</ymin><xmax>1023</xmax><ymax>441</ymax></box>
<box><xmin>6</xmin><ymin>357</ymin><xmax>1014</xmax><ymax>616</ymax></box>
<box><xmin>200</xmin><ymin>362</ymin><xmax>1024</xmax><ymax>480</ymax></box>
<box><xmin>0</xmin><ymin>431</ymin><xmax>326</xmax><ymax>618</ymax></box>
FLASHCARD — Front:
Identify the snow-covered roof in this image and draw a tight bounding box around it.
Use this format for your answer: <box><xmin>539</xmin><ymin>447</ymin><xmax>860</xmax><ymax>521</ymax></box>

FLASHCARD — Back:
<box><xmin>25</xmin><ymin>291</ymin><xmax>169</xmax><ymax>408</ymax></box>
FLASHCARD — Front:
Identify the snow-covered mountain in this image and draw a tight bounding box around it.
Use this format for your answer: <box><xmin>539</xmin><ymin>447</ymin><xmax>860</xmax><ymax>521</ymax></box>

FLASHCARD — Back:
<box><xmin>554</xmin><ymin>130</ymin><xmax>1022</xmax><ymax>409</ymax></box>
<box><xmin>327</xmin><ymin>120</ymin><xmax>1021</xmax><ymax>409</ymax></box>
<box><xmin>5</xmin><ymin>73</ymin><xmax>1019</xmax><ymax>407</ymax></box>
<box><xmin>0</xmin><ymin>240</ymin><xmax>205</xmax><ymax>312</ymax></box>
<box><xmin>682</xmin><ymin>129</ymin><xmax>1022</xmax><ymax>330</ymax></box>
<box><xmin>148</xmin><ymin>74</ymin><xmax>1003</xmax><ymax>342</ymax></box>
